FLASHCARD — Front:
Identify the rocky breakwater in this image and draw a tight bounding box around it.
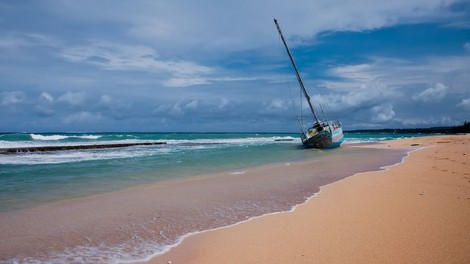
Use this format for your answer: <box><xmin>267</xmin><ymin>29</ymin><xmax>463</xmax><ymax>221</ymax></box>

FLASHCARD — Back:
<box><xmin>0</xmin><ymin>142</ymin><xmax>167</xmax><ymax>154</ymax></box>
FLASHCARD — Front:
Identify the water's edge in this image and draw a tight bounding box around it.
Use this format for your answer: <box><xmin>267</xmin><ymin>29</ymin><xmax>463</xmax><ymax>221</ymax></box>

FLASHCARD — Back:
<box><xmin>144</xmin><ymin>146</ymin><xmax>416</xmax><ymax>263</ymax></box>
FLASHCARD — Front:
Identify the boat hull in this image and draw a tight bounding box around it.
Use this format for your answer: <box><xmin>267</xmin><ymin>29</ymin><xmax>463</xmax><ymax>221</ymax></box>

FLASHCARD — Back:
<box><xmin>301</xmin><ymin>121</ymin><xmax>344</xmax><ymax>149</ymax></box>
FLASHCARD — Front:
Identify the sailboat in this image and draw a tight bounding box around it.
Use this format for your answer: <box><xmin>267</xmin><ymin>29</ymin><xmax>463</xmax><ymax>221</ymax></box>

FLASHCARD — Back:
<box><xmin>274</xmin><ymin>19</ymin><xmax>344</xmax><ymax>149</ymax></box>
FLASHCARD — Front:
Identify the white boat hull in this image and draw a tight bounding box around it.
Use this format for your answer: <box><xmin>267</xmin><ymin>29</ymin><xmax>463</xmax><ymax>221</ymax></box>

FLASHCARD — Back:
<box><xmin>301</xmin><ymin>121</ymin><xmax>344</xmax><ymax>149</ymax></box>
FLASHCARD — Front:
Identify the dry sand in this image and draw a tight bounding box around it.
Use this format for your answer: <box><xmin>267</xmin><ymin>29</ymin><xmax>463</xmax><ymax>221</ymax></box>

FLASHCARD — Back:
<box><xmin>149</xmin><ymin>135</ymin><xmax>470</xmax><ymax>264</ymax></box>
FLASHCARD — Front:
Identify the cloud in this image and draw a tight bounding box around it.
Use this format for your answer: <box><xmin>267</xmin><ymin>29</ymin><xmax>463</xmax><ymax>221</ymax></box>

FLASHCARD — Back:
<box><xmin>33</xmin><ymin>92</ymin><xmax>55</xmax><ymax>117</ymax></box>
<box><xmin>412</xmin><ymin>83</ymin><xmax>448</xmax><ymax>102</ymax></box>
<box><xmin>60</xmin><ymin>41</ymin><xmax>262</xmax><ymax>88</ymax></box>
<box><xmin>1</xmin><ymin>1</ymin><xmax>468</xmax><ymax>131</ymax></box>
<box><xmin>457</xmin><ymin>98</ymin><xmax>470</xmax><ymax>111</ymax></box>
<box><xmin>0</xmin><ymin>91</ymin><xmax>25</xmax><ymax>106</ymax></box>
<box><xmin>162</xmin><ymin>77</ymin><xmax>210</xmax><ymax>88</ymax></box>
<box><xmin>260</xmin><ymin>98</ymin><xmax>293</xmax><ymax>116</ymax></box>
<box><xmin>185</xmin><ymin>100</ymin><xmax>199</xmax><ymax>110</ymax></box>
<box><xmin>40</xmin><ymin>92</ymin><xmax>54</xmax><ymax>103</ymax></box>
<box><xmin>0</xmin><ymin>32</ymin><xmax>60</xmax><ymax>50</ymax></box>
<box><xmin>323</xmin><ymin>55</ymin><xmax>470</xmax><ymax>93</ymax></box>
<box><xmin>63</xmin><ymin>111</ymin><xmax>103</xmax><ymax>124</ymax></box>
<box><xmin>314</xmin><ymin>83</ymin><xmax>397</xmax><ymax>112</ymax></box>
<box><xmin>400</xmin><ymin>116</ymin><xmax>454</xmax><ymax>126</ymax></box>
<box><xmin>45</xmin><ymin>0</ymin><xmax>464</xmax><ymax>53</ymax></box>
<box><xmin>329</xmin><ymin>64</ymin><xmax>377</xmax><ymax>84</ymax></box>
<box><xmin>57</xmin><ymin>91</ymin><xmax>87</xmax><ymax>106</ymax></box>
<box><xmin>61</xmin><ymin>41</ymin><xmax>213</xmax><ymax>86</ymax></box>
<box><xmin>371</xmin><ymin>104</ymin><xmax>395</xmax><ymax>122</ymax></box>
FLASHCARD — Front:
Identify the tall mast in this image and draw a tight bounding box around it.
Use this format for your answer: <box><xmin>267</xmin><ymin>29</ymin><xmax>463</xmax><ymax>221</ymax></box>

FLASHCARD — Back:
<box><xmin>274</xmin><ymin>18</ymin><xmax>320</xmax><ymax>123</ymax></box>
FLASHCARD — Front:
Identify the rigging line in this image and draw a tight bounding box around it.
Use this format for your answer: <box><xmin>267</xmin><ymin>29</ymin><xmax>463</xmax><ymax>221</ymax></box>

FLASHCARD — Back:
<box><xmin>276</xmin><ymin>29</ymin><xmax>305</xmax><ymax>127</ymax></box>
<box><xmin>277</xmin><ymin>33</ymin><xmax>298</xmax><ymax>121</ymax></box>
<box><xmin>274</xmin><ymin>18</ymin><xmax>320</xmax><ymax>124</ymax></box>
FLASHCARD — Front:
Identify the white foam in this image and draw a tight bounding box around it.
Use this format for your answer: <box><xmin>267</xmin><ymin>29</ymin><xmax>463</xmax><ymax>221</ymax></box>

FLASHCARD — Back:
<box><xmin>6</xmin><ymin>238</ymin><xmax>171</xmax><ymax>264</ymax></box>
<box><xmin>0</xmin><ymin>136</ymin><xmax>297</xmax><ymax>165</ymax></box>
<box><xmin>77</xmin><ymin>135</ymin><xmax>101</xmax><ymax>140</ymax></box>
<box><xmin>229</xmin><ymin>171</ymin><xmax>245</xmax><ymax>175</ymax></box>
<box><xmin>0</xmin><ymin>147</ymin><xmax>172</xmax><ymax>165</ymax></box>
<box><xmin>31</xmin><ymin>134</ymin><xmax>68</xmax><ymax>140</ymax></box>
<box><xmin>30</xmin><ymin>134</ymin><xmax>102</xmax><ymax>141</ymax></box>
<box><xmin>166</xmin><ymin>136</ymin><xmax>298</xmax><ymax>146</ymax></box>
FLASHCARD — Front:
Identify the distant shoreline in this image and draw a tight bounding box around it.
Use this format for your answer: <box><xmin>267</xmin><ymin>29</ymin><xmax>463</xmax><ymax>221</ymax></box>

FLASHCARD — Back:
<box><xmin>345</xmin><ymin>122</ymin><xmax>469</xmax><ymax>134</ymax></box>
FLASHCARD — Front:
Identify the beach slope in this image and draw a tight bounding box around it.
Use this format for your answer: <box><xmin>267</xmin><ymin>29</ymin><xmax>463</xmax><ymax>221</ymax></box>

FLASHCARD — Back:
<box><xmin>152</xmin><ymin>135</ymin><xmax>470</xmax><ymax>264</ymax></box>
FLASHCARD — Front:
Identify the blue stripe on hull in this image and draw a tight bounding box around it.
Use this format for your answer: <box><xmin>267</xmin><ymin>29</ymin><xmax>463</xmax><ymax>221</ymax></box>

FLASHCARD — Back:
<box><xmin>301</xmin><ymin>129</ymin><xmax>344</xmax><ymax>149</ymax></box>
<box><xmin>322</xmin><ymin>137</ymin><xmax>344</xmax><ymax>149</ymax></box>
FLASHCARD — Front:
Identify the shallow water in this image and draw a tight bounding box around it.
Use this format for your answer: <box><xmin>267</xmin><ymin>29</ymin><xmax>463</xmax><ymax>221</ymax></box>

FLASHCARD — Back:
<box><xmin>0</xmin><ymin>132</ymin><xmax>421</xmax><ymax>212</ymax></box>
<box><xmin>0</xmin><ymin>133</ymin><xmax>409</xmax><ymax>263</ymax></box>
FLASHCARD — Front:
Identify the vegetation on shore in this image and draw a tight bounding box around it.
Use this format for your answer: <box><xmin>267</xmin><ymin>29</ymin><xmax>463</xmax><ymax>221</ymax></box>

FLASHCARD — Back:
<box><xmin>347</xmin><ymin>121</ymin><xmax>470</xmax><ymax>134</ymax></box>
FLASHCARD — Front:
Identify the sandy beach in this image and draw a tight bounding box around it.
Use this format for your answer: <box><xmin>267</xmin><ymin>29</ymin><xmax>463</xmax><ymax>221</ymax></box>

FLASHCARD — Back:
<box><xmin>0</xmin><ymin>135</ymin><xmax>405</xmax><ymax>263</ymax></box>
<box><xmin>150</xmin><ymin>135</ymin><xmax>470</xmax><ymax>264</ymax></box>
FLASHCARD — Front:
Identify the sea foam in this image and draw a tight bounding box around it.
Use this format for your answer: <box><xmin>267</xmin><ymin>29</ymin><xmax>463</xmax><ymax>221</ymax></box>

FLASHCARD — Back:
<box><xmin>30</xmin><ymin>134</ymin><xmax>101</xmax><ymax>141</ymax></box>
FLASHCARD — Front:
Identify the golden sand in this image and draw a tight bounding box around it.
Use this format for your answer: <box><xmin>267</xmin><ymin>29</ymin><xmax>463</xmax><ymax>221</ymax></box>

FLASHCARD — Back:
<box><xmin>149</xmin><ymin>135</ymin><xmax>470</xmax><ymax>264</ymax></box>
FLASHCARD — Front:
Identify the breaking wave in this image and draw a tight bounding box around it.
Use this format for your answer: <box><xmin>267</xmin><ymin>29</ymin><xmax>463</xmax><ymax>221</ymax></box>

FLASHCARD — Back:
<box><xmin>30</xmin><ymin>134</ymin><xmax>101</xmax><ymax>140</ymax></box>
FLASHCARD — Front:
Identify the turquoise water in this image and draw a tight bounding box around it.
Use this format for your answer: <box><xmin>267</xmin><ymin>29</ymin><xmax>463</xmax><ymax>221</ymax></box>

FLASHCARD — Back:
<box><xmin>0</xmin><ymin>132</ymin><xmax>423</xmax><ymax>212</ymax></box>
<box><xmin>0</xmin><ymin>132</ymin><xmax>424</xmax><ymax>263</ymax></box>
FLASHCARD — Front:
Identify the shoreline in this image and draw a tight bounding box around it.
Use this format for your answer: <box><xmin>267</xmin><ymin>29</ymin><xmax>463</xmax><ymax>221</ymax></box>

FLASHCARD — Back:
<box><xmin>133</xmin><ymin>148</ymin><xmax>416</xmax><ymax>263</ymax></box>
<box><xmin>0</xmin><ymin>143</ymin><xmax>405</xmax><ymax>263</ymax></box>
<box><xmin>148</xmin><ymin>135</ymin><xmax>470</xmax><ymax>264</ymax></box>
<box><xmin>134</xmin><ymin>144</ymin><xmax>417</xmax><ymax>262</ymax></box>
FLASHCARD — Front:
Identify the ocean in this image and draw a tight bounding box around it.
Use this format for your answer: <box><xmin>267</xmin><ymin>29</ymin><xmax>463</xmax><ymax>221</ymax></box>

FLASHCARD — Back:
<box><xmin>0</xmin><ymin>132</ymin><xmax>420</xmax><ymax>263</ymax></box>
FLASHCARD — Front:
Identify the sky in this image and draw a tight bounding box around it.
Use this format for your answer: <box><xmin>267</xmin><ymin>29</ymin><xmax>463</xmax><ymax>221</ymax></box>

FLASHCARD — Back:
<box><xmin>0</xmin><ymin>0</ymin><xmax>469</xmax><ymax>132</ymax></box>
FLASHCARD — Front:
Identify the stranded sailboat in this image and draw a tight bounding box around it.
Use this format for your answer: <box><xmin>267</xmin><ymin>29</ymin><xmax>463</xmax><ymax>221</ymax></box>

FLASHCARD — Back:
<box><xmin>274</xmin><ymin>19</ymin><xmax>344</xmax><ymax>149</ymax></box>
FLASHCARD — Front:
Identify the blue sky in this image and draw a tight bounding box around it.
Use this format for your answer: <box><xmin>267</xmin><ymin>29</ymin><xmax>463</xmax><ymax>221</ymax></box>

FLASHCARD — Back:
<box><xmin>0</xmin><ymin>0</ymin><xmax>469</xmax><ymax>132</ymax></box>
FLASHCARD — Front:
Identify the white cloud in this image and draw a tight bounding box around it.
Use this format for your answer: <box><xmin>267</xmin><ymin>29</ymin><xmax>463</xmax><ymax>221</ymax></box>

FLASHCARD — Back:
<box><xmin>412</xmin><ymin>83</ymin><xmax>448</xmax><ymax>102</ymax></box>
<box><xmin>314</xmin><ymin>82</ymin><xmax>397</xmax><ymax>112</ymax></box>
<box><xmin>57</xmin><ymin>91</ymin><xmax>87</xmax><ymax>106</ymax></box>
<box><xmin>261</xmin><ymin>98</ymin><xmax>292</xmax><ymax>114</ymax></box>
<box><xmin>371</xmin><ymin>104</ymin><xmax>395</xmax><ymax>122</ymax></box>
<box><xmin>162</xmin><ymin>77</ymin><xmax>210</xmax><ymax>88</ymax></box>
<box><xmin>45</xmin><ymin>0</ymin><xmax>462</xmax><ymax>54</ymax></box>
<box><xmin>61</xmin><ymin>42</ymin><xmax>213</xmax><ymax>84</ymax></box>
<box><xmin>185</xmin><ymin>100</ymin><xmax>199</xmax><ymax>110</ymax></box>
<box><xmin>40</xmin><ymin>92</ymin><xmax>54</xmax><ymax>103</ymax></box>
<box><xmin>330</xmin><ymin>64</ymin><xmax>377</xmax><ymax>84</ymax></box>
<box><xmin>322</xmin><ymin>55</ymin><xmax>470</xmax><ymax>105</ymax></box>
<box><xmin>169</xmin><ymin>104</ymin><xmax>184</xmax><ymax>116</ymax></box>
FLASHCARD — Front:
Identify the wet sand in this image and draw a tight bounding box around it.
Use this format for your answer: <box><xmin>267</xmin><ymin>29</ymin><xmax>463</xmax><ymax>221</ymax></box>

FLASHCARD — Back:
<box><xmin>151</xmin><ymin>135</ymin><xmax>470</xmax><ymax>264</ymax></box>
<box><xmin>0</xmin><ymin>144</ymin><xmax>405</xmax><ymax>263</ymax></box>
